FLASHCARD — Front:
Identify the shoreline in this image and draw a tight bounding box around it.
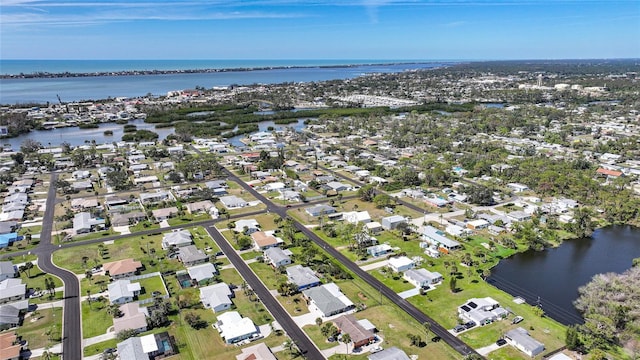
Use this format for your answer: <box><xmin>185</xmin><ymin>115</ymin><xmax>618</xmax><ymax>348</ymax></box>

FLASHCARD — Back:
<box><xmin>0</xmin><ymin>61</ymin><xmax>445</xmax><ymax>79</ymax></box>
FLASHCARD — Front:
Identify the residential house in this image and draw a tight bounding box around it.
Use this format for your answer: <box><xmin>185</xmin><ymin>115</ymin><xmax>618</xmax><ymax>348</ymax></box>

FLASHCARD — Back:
<box><xmin>302</xmin><ymin>283</ymin><xmax>354</xmax><ymax>317</ymax></box>
<box><xmin>507</xmin><ymin>211</ymin><xmax>532</xmax><ymax>222</ymax></box>
<box><xmin>366</xmin><ymin>244</ymin><xmax>393</xmax><ymax>258</ymax></box>
<box><xmin>333</xmin><ymin>314</ymin><xmax>375</xmax><ymax>348</ymax></box>
<box><xmin>264</xmin><ymin>247</ymin><xmax>291</xmax><ymax>268</ymax></box>
<box><xmin>70</xmin><ymin>198</ymin><xmax>99</xmax><ymax>210</ymax></box>
<box><xmin>235</xmin><ymin>342</ymin><xmax>277</xmax><ymax>360</ymax></box>
<box><xmin>505</xmin><ymin>327</ymin><xmax>545</xmax><ymax>357</ymax></box>
<box><xmin>116</xmin><ymin>332</ymin><xmax>175</xmax><ymax>360</ymax></box>
<box><xmin>425</xmin><ymin>197</ymin><xmax>449</xmax><ymax>208</ymax></box>
<box><xmin>0</xmin><ymin>233</ymin><xmax>19</xmax><ymax>249</ymax></box>
<box><xmin>178</xmin><ymin>245</ymin><xmax>208</xmax><ymax>267</ymax></box>
<box><xmin>185</xmin><ymin>200</ymin><xmax>215</xmax><ymax>214</ymax></box>
<box><xmin>0</xmin><ymin>279</ymin><xmax>25</xmax><ymax>305</ymax></box>
<box><xmin>0</xmin><ymin>211</ymin><xmax>23</xmax><ymax>222</ymax></box>
<box><xmin>234</xmin><ymin>219</ymin><xmax>260</xmax><ymax>234</ymax></box>
<box><xmin>343</xmin><ymin>211</ymin><xmax>371</xmax><ymax>224</ymax></box>
<box><xmin>199</xmin><ymin>282</ymin><xmax>233</xmax><ymax>312</ymax></box>
<box><xmin>71</xmin><ymin>181</ymin><xmax>93</xmax><ymax>191</ymax></box>
<box><xmin>103</xmin><ymin>258</ymin><xmax>143</xmax><ymax>280</ymax></box>
<box><xmin>466</xmin><ymin>219</ymin><xmax>490</xmax><ymax>230</ymax></box>
<box><xmin>507</xmin><ymin>183</ymin><xmax>530</xmax><ymax>193</ymax></box>
<box><xmin>0</xmin><ymin>222</ymin><xmax>18</xmax><ymax>235</ymax></box>
<box><xmin>251</xmin><ymin>231</ymin><xmax>280</xmax><ymax>251</ymax></box>
<box><xmin>214</xmin><ymin>311</ymin><xmax>259</xmax><ymax>344</ymax></box>
<box><xmin>161</xmin><ymin>230</ymin><xmax>192</xmax><ymax>250</ymax></box>
<box><xmin>3</xmin><ymin>193</ymin><xmax>27</xmax><ymax>206</ymax></box>
<box><xmin>364</xmin><ymin>221</ymin><xmax>383</xmax><ymax>235</ymax></box>
<box><xmin>73</xmin><ymin>212</ymin><xmax>106</xmax><ymax>234</ymax></box>
<box><xmin>0</xmin><ymin>262</ymin><xmax>16</xmax><ymax>282</ymax></box>
<box><xmin>113</xmin><ymin>302</ymin><xmax>149</xmax><ymax>334</ymax></box>
<box><xmin>403</xmin><ymin>268</ymin><xmax>443</xmax><ymax>288</ymax></box>
<box><xmin>305</xmin><ymin>204</ymin><xmax>336</xmax><ymax>217</ymax></box>
<box><xmin>458</xmin><ymin>297</ymin><xmax>509</xmax><ymax>325</ymax></box>
<box><xmin>422</xmin><ymin>226</ymin><xmax>461</xmax><ymax>250</ymax></box>
<box><xmin>387</xmin><ymin>256</ymin><xmax>415</xmax><ymax>273</ymax></box>
<box><xmin>139</xmin><ymin>190</ymin><xmax>174</xmax><ymax>204</ymax></box>
<box><xmin>381</xmin><ymin>215</ymin><xmax>407</xmax><ymax>231</ymax></box>
<box><xmin>325</xmin><ymin>181</ymin><xmax>351</xmax><ymax>192</ymax></box>
<box><xmin>368</xmin><ymin>347</ymin><xmax>411</xmax><ymax>360</ymax></box>
<box><xmin>107</xmin><ymin>279</ymin><xmax>141</xmax><ymax>304</ymax></box>
<box><xmin>219</xmin><ymin>195</ymin><xmax>249</xmax><ymax>209</ymax></box>
<box><xmin>111</xmin><ymin>212</ymin><xmax>146</xmax><ymax>227</ymax></box>
<box><xmin>286</xmin><ymin>265</ymin><xmax>321</xmax><ymax>291</ymax></box>
<box><xmin>0</xmin><ymin>303</ymin><xmax>22</xmax><ymax>330</ymax></box>
<box><xmin>186</xmin><ymin>263</ymin><xmax>218</xmax><ymax>285</ymax></box>
<box><xmin>0</xmin><ymin>332</ymin><xmax>23</xmax><ymax>360</ymax></box>
<box><xmin>152</xmin><ymin>207</ymin><xmax>178</xmax><ymax>222</ymax></box>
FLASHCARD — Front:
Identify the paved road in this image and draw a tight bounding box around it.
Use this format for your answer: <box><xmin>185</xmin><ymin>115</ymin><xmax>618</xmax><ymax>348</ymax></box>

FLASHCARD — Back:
<box><xmin>30</xmin><ymin>173</ymin><xmax>83</xmax><ymax>360</ymax></box>
<box><xmin>204</xmin><ymin>225</ymin><xmax>325</xmax><ymax>360</ymax></box>
<box><xmin>222</xmin><ymin>168</ymin><xmax>481</xmax><ymax>358</ymax></box>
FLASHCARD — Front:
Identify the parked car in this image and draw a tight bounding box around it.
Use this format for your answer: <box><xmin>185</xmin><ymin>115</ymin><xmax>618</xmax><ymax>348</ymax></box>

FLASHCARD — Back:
<box><xmin>512</xmin><ymin>316</ymin><xmax>524</xmax><ymax>324</ymax></box>
<box><xmin>496</xmin><ymin>339</ymin><xmax>507</xmax><ymax>346</ymax></box>
<box><xmin>453</xmin><ymin>325</ymin><xmax>466</xmax><ymax>333</ymax></box>
<box><xmin>431</xmin><ymin>336</ymin><xmax>441</xmax><ymax>342</ymax></box>
<box><xmin>464</xmin><ymin>321</ymin><xmax>476</xmax><ymax>329</ymax></box>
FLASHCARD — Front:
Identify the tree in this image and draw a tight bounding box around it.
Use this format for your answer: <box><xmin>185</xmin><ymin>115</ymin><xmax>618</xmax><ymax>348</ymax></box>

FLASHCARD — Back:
<box><xmin>45</xmin><ymin>277</ymin><xmax>56</xmax><ymax>297</ymax></box>
<box><xmin>107</xmin><ymin>304</ymin><xmax>122</xmax><ymax>318</ymax></box>
<box><xmin>358</xmin><ymin>184</ymin><xmax>376</xmax><ymax>202</ymax></box>
<box><xmin>373</xmin><ymin>193</ymin><xmax>394</xmax><ymax>208</ymax></box>
<box><xmin>19</xmin><ymin>261</ymin><xmax>34</xmax><ymax>278</ymax></box>
<box><xmin>315</xmin><ymin>317</ymin><xmax>323</xmax><ymax>327</ymax></box>
<box><xmin>571</xmin><ymin>207</ymin><xmax>595</xmax><ymax>238</ymax></box>
<box><xmin>85</xmin><ymin>271</ymin><xmax>93</xmax><ymax>284</ymax></box>
<box><xmin>105</xmin><ymin>170</ymin><xmax>132</xmax><ymax>191</ymax></box>
<box><xmin>449</xmin><ymin>277</ymin><xmax>457</xmax><ymax>293</ymax></box>
<box><xmin>116</xmin><ymin>329</ymin><xmax>138</xmax><ymax>341</ymax></box>
<box><xmin>341</xmin><ymin>333</ymin><xmax>351</xmax><ymax>354</ymax></box>
<box><xmin>20</xmin><ymin>139</ymin><xmax>42</xmax><ymax>154</ymax></box>
<box><xmin>566</xmin><ymin>325</ymin><xmax>583</xmax><ymax>351</ymax></box>
<box><xmin>321</xmin><ymin>323</ymin><xmax>338</xmax><ymax>340</ymax></box>
<box><xmin>184</xmin><ymin>312</ymin><xmax>207</xmax><ymax>329</ymax></box>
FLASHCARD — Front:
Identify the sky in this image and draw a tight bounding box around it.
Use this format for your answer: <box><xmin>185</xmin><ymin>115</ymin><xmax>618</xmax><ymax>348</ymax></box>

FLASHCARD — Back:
<box><xmin>1</xmin><ymin>0</ymin><xmax>639</xmax><ymax>60</ymax></box>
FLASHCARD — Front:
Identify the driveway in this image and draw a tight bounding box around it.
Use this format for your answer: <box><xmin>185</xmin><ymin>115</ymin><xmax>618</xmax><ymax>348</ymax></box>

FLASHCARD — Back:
<box><xmin>477</xmin><ymin>342</ymin><xmax>504</xmax><ymax>355</ymax></box>
<box><xmin>360</xmin><ymin>260</ymin><xmax>388</xmax><ymax>271</ymax></box>
<box><xmin>397</xmin><ymin>287</ymin><xmax>420</xmax><ymax>299</ymax></box>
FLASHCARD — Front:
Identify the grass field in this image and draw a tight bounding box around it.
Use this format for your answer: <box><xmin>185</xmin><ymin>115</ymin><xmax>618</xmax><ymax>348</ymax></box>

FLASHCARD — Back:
<box><xmin>137</xmin><ymin>275</ymin><xmax>168</xmax><ymax>300</ymax></box>
<box><xmin>15</xmin><ymin>307</ymin><xmax>63</xmax><ymax>350</ymax></box>
<box><xmin>81</xmin><ymin>298</ymin><xmax>113</xmax><ymax>338</ymax></box>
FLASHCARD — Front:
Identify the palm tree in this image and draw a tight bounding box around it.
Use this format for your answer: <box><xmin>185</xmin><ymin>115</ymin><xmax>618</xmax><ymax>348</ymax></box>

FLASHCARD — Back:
<box><xmin>341</xmin><ymin>333</ymin><xmax>351</xmax><ymax>354</ymax></box>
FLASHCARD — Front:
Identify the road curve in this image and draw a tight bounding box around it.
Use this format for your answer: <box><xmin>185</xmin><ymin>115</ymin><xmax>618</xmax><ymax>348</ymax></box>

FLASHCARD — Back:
<box><xmin>32</xmin><ymin>173</ymin><xmax>83</xmax><ymax>360</ymax></box>
<box><xmin>204</xmin><ymin>225</ymin><xmax>325</xmax><ymax>360</ymax></box>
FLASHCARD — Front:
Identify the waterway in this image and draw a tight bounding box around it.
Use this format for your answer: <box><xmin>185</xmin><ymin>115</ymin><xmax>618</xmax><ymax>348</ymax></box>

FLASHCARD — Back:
<box><xmin>488</xmin><ymin>225</ymin><xmax>640</xmax><ymax>325</ymax></box>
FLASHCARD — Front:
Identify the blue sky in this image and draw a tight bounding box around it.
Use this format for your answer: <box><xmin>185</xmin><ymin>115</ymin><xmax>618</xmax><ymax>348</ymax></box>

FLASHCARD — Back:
<box><xmin>1</xmin><ymin>0</ymin><xmax>639</xmax><ymax>60</ymax></box>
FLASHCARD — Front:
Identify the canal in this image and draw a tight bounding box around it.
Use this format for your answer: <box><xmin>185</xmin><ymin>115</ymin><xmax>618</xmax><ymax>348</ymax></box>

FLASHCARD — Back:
<box><xmin>488</xmin><ymin>225</ymin><xmax>640</xmax><ymax>325</ymax></box>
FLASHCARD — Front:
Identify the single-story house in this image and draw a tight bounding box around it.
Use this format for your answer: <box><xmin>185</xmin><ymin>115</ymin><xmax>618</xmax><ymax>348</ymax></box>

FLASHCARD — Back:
<box><xmin>0</xmin><ymin>303</ymin><xmax>22</xmax><ymax>330</ymax></box>
<box><xmin>381</xmin><ymin>215</ymin><xmax>407</xmax><ymax>231</ymax></box>
<box><xmin>152</xmin><ymin>207</ymin><xmax>179</xmax><ymax>222</ymax></box>
<box><xmin>505</xmin><ymin>327</ymin><xmax>545</xmax><ymax>357</ymax></box>
<box><xmin>364</xmin><ymin>221</ymin><xmax>383</xmax><ymax>235</ymax></box>
<box><xmin>366</xmin><ymin>244</ymin><xmax>393</xmax><ymax>258</ymax></box>
<box><xmin>0</xmin><ymin>233</ymin><xmax>19</xmax><ymax>249</ymax></box>
<box><xmin>140</xmin><ymin>190</ymin><xmax>174</xmax><ymax>204</ymax></box>
<box><xmin>507</xmin><ymin>183</ymin><xmax>530</xmax><ymax>193</ymax></box>
<box><xmin>113</xmin><ymin>302</ymin><xmax>149</xmax><ymax>334</ymax></box>
<box><xmin>215</xmin><ymin>311</ymin><xmax>259</xmax><ymax>344</ymax></box>
<box><xmin>111</xmin><ymin>212</ymin><xmax>146</xmax><ymax>227</ymax></box>
<box><xmin>507</xmin><ymin>211</ymin><xmax>532</xmax><ymax>222</ymax></box>
<box><xmin>422</xmin><ymin>226</ymin><xmax>461</xmax><ymax>250</ymax></box>
<box><xmin>186</xmin><ymin>263</ymin><xmax>218</xmax><ymax>285</ymax></box>
<box><xmin>0</xmin><ymin>221</ymin><xmax>18</xmax><ymax>235</ymax></box>
<box><xmin>333</xmin><ymin>314</ymin><xmax>375</xmax><ymax>348</ymax></box>
<box><xmin>234</xmin><ymin>219</ymin><xmax>260</xmax><ymax>234</ymax></box>
<box><xmin>0</xmin><ymin>279</ymin><xmax>25</xmax><ymax>305</ymax></box>
<box><xmin>302</xmin><ymin>283</ymin><xmax>354</xmax><ymax>317</ymax></box>
<box><xmin>286</xmin><ymin>265</ymin><xmax>321</xmax><ymax>291</ymax></box>
<box><xmin>466</xmin><ymin>219</ymin><xmax>490</xmax><ymax>230</ymax></box>
<box><xmin>185</xmin><ymin>200</ymin><xmax>215</xmax><ymax>214</ymax></box>
<box><xmin>251</xmin><ymin>231</ymin><xmax>280</xmax><ymax>251</ymax></box>
<box><xmin>264</xmin><ymin>247</ymin><xmax>291</xmax><ymax>268</ymax></box>
<box><xmin>235</xmin><ymin>342</ymin><xmax>277</xmax><ymax>360</ymax></box>
<box><xmin>103</xmin><ymin>258</ymin><xmax>143</xmax><ymax>280</ymax></box>
<box><xmin>343</xmin><ymin>211</ymin><xmax>371</xmax><ymax>224</ymax></box>
<box><xmin>325</xmin><ymin>181</ymin><xmax>351</xmax><ymax>192</ymax></box>
<box><xmin>425</xmin><ymin>197</ymin><xmax>449</xmax><ymax>208</ymax></box>
<box><xmin>3</xmin><ymin>193</ymin><xmax>27</xmax><ymax>205</ymax></box>
<box><xmin>219</xmin><ymin>195</ymin><xmax>249</xmax><ymax>209</ymax></box>
<box><xmin>368</xmin><ymin>347</ymin><xmax>411</xmax><ymax>360</ymax></box>
<box><xmin>387</xmin><ymin>256</ymin><xmax>415</xmax><ymax>273</ymax></box>
<box><xmin>116</xmin><ymin>332</ymin><xmax>175</xmax><ymax>360</ymax></box>
<box><xmin>161</xmin><ymin>229</ymin><xmax>192</xmax><ymax>249</ymax></box>
<box><xmin>73</xmin><ymin>212</ymin><xmax>106</xmax><ymax>234</ymax></box>
<box><xmin>0</xmin><ymin>332</ymin><xmax>23</xmax><ymax>360</ymax></box>
<box><xmin>403</xmin><ymin>268</ymin><xmax>443</xmax><ymax>288</ymax></box>
<box><xmin>107</xmin><ymin>279</ymin><xmax>141</xmax><ymax>305</ymax></box>
<box><xmin>0</xmin><ymin>262</ymin><xmax>17</xmax><ymax>282</ymax></box>
<box><xmin>305</xmin><ymin>204</ymin><xmax>336</xmax><ymax>217</ymax></box>
<box><xmin>177</xmin><ymin>245</ymin><xmax>208</xmax><ymax>267</ymax></box>
<box><xmin>70</xmin><ymin>198</ymin><xmax>99</xmax><ymax>210</ymax></box>
<box><xmin>458</xmin><ymin>297</ymin><xmax>509</xmax><ymax>325</ymax></box>
<box><xmin>200</xmin><ymin>282</ymin><xmax>233</xmax><ymax>312</ymax></box>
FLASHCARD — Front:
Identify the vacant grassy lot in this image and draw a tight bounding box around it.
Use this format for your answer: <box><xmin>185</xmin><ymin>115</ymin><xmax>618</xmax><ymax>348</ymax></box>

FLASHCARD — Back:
<box><xmin>137</xmin><ymin>275</ymin><xmax>167</xmax><ymax>300</ymax></box>
<box><xmin>16</xmin><ymin>307</ymin><xmax>63</xmax><ymax>350</ymax></box>
<box><xmin>81</xmin><ymin>299</ymin><xmax>113</xmax><ymax>338</ymax></box>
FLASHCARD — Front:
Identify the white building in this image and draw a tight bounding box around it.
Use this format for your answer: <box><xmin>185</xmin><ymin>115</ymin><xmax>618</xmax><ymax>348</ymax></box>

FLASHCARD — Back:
<box><xmin>387</xmin><ymin>256</ymin><xmax>415</xmax><ymax>272</ymax></box>
<box><xmin>215</xmin><ymin>311</ymin><xmax>259</xmax><ymax>344</ymax></box>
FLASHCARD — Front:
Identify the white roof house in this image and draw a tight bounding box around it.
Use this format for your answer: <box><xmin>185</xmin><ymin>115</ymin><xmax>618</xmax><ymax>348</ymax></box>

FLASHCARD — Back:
<box><xmin>73</xmin><ymin>212</ymin><xmax>106</xmax><ymax>234</ymax></box>
<box><xmin>403</xmin><ymin>268</ymin><xmax>443</xmax><ymax>288</ymax></box>
<box><xmin>343</xmin><ymin>211</ymin><xmax>371</xmax><ymax>224</ymax></box>
<box><xmin>368</xmin><ymin>347</ymin><xmax>411</xmax><ymax>360</ymax></box>
<box><xmin>422</xmin><ymin>226</ymin><xmax>461</xmax><ymax>250</ymax></box>
<box><xmin>187</xmin><ymin>263</ymin><xmax>218</xmax><ymax>284</ymax></box>
<box><xmin>286</xmin><ymin>265</ymin><xmax>321</xmax><ymax>291</ymax></box>
<box><xmin>199</xmin><ymin>282</ymin><xmax>232</xmax><ymax>312</ymax></box>
<box><xmin>302</xmin><ymin>283</ymin><xmax>354</xmax><ymax>318</ymax></box>
<box><xmin>458</xmin><ymin>297</ymin><xmax>509</xmax><ymax>325</ymax></box>
<box><xmin>505</xmin><ymin>327</ymin><xmax>545</xmax><ymax>357</ymax></box>
<box><xmin>263</xmin><ymin>247</ymin><xmax>291</xmax><ymax>268</ymax></box>
<box><xmin>381</xmin><ymin>215</ymin><xmax>407</xmax><ymax>230</ymax></box>
<box><xmin>107</xmin><ymin>279</ymin><xmax>141</xmax><ymax>305</ymax></box>
<box><xmin>387</xmin><ymin>256</ymin><xmax>415</xmax><ymax>272</ymax></box>
<box><xmin>215</xmin><ymin>311</ymin><xmax>258</xmax><ymax>344</ymax></box>
<box><xmin>234</xmin><ymin>219</ymin><xmax>260</xmax><ymax>234</ymax></box>
<box><xmin>161</xmin><ymin>230</ymin><xmax>192</xmax><ymax>249</ymax></box>
<box><xmin>219</xmin><ymin>195</ymin><xmax>249</xmax><ymax>209</ymax></box>
<box><xmin>0</xmin><ymin>278</ymin><xmax>25</xmax><ymax>304</ymax></box>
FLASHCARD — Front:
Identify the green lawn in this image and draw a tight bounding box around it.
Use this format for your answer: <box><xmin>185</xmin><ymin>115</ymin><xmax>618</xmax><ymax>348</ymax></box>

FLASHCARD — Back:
<box><xmin>248</xmin><ymin>261</ymin><xmax>286</xmax><ymax>289</ymax></box>
<box><xmin>81</xmin><ymin>298</ymin><xmax>114</xmax><ymax>338</ymax></box>
<box><xmin>83</xmin><ymin>338</ymin><xmax>119</xmax><ymax>357</ymax></box>
<box><xmin>277</xmin><ymin>293</ymin><xmax>310</xmax><ymax>316</ymax></box>
<box><xmin>16</xmin><ymin>307</ymin><xmax>63</xmax><ymax>350</ymax></box>
<box><xmin>303</xmin><ymin>324</ymin><xmax>340</xmax><ymax>350</ymax></box>
<box><xmin>137</xmin><ymin>275</ymin><xmax>168</xmax><ymax>300</ymax></box>
<box><xmin>18</xmin><ymin>264</ymin><xmax>64</xmax><ymax>292</ymax></box>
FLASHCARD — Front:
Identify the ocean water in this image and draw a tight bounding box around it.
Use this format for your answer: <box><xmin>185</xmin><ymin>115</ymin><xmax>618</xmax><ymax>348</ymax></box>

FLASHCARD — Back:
<box><xmin>0</xmin><ymin>60</ymin><xmax>446</xmax><ymax>104</ymax></box>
